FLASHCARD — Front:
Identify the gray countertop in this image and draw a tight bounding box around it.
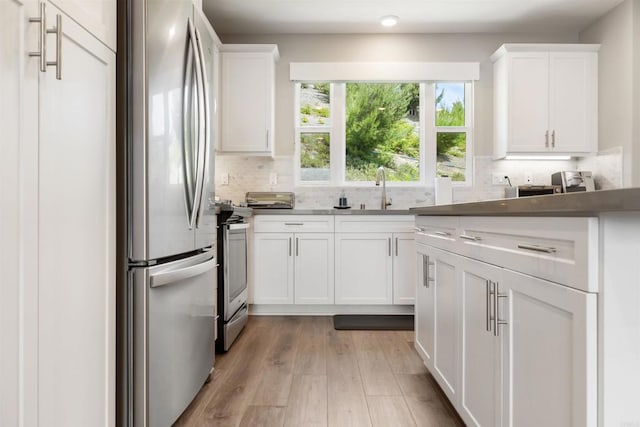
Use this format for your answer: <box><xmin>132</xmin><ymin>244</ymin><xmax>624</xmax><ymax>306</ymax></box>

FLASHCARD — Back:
<box><xmin>252</xmin><ymin>208</ymin><xmax>413</xmax><ymax>215</ymax></box>
<box><xmin>410</xmin><ymin>188</ymin><xmax>640</xmax><ymax>217</ymax></box>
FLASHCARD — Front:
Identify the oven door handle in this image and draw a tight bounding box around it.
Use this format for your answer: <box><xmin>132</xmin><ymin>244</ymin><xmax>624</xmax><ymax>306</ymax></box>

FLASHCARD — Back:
<box><xmin>227</xmin><ymin>223</ymin><xmax>250</xmax><ymax>230</ymax></box>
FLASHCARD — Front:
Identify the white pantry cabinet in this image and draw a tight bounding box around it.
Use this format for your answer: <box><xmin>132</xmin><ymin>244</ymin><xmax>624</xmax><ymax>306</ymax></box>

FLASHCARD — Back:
<box><xmin>49</xmin><ymin>0</ymin><xmax>116</xmax><ymax>50</ymax></box>
<box><xmin>492</xmin><ymin>44</ymin><xmax>599</xmax><ymax>158</ymax></box>
<box><xmin>253</xmin><ymin>216</ymin><xmax>335</xmax><ymax>305</ymax></box>
<box><xmin>220</xmin><ymin>44</ymin><xmax>279</xmax><ymax>155</ymax></box>
<box><xmin>0</xmin><ymin>1</ymin><xmax>116</xmax><ymax>425</ymax></box>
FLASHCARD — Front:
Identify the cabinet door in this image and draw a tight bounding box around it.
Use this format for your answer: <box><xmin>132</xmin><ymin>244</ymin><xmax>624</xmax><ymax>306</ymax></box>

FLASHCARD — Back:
<box><xmin>221</xmin><ymin>52</ymin><xmax>273</xmax><ymax>154</ymax></box>
<box><xmin>335</xmin><ymin>233</ymin><xmax>393</xmax><ymax>304</ymax></box>
<box><xmin>38</xmin><ymin>5</ymin><xmax>116</xmax><ymax>425</ymax></box>
<box><xmin>49</xmin><ymin>0</ymin><xmax>116</xmax><ymax>50</ymax></box>
<box><xmin>549</xmin><ymin>52</ymin><xmax>598</xmax><ymax>154</ymax></box>
<box><xmin>500</xmin><ymin>269</ymin><xmax>597</xmax><ymax>427</ymax></box>
<box><xmin>393</xmin><ymin>232</ymin><xmax>416</xmax><ymax>304</ymax></box>
<box><xmin>253</xmin><ymin>233</ymin><xmax>294</xmax><ymax>304</ymax></box>
<box><xmin>415</xmin><ymin>245</ymin><xmax>435</xmax><ymax>371</ymax></box>
<box><xmin>459</xmin><ymin>258</ymin><xmax>501</xmax><ymax>427</ymax></box>
<box><xmin>294</xmin><ymin>233</ymin><xmax>335</xmax><ymax>304</ymax></box>
<box><xmin>507</xmin><ymin>52</ymin><xmax>549</xmax><ymax>152</ymax></box>
<box><xmin>430</xmin><ymin>247</ymin><xmax>460</xmax><ymax>405</ymax></box>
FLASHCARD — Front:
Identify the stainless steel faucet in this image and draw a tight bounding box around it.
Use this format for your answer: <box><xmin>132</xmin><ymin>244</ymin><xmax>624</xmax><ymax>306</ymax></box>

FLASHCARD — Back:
<box><xmin>375</xmin><ymin>166</ymin><xmax>392</xmax><ymax>210</ymax></box>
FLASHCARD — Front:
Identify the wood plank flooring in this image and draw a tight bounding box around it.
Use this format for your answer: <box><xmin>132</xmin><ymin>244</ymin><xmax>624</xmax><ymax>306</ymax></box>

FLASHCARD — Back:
<box><xmin>174</xmin><ymin>316</ymin><xmax>464</xmax><ymax>427</ymax></box>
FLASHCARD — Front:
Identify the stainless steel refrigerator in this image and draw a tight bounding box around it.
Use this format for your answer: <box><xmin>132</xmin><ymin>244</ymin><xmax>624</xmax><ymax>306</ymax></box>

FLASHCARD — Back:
<box><xmin>124</xmin><ymin>1</ymin><xmax>218</xmax><ymax>425</ymax></box>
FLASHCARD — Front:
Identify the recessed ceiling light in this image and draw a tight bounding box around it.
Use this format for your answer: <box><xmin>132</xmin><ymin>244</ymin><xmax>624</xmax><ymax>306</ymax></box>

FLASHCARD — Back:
<box><xmin>380</xmin><ymin>15</ymin><xmax>399</xmax><ymax>27</ymax></box>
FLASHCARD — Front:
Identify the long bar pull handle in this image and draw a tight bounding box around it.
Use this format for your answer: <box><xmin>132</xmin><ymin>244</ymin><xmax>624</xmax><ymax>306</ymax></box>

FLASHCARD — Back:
<box><xmin>295</xmin><ymin>238</ymin><xmax>299</xmax><ymax>256</ymax></box>
<box><xmin>517</xmin><ymin>243</ymin><xmax>556</xmax><ymax>254</ymax></box>
<box><xmin>545</xmin><ymin>130</ymin><xmax>549</xmax><ymax>148</ymax></box>
<box><xmin>460</xmin><ymin>234</ymin><xmax>481</xmax><ymax>242</ymax></box>
<box><xmin>551</xmin><ymin>130</ymin><xmax>556</xmax><ymax>148</ymax></box>
<box><xmin>423</xmin><ymin>255</ymin><xmax>428</xmax><ymax>288</ymax></box>
<box><xmin>47</xmin><ymin>14</ymin><xmax>62</xmax><ymax>80</ymax></box>
<box><xmin>288</xmin><ymin>237</ymin><xmax>292</xmax><ymax>257</ymax></box>
<box><xmin>395</xmin><ymin>237</ymin><xmax>399</xmax><ymax>256</ymax></box>
<box><xmin>284</xmin><ymin>222</ymin><xmax>304</xmax><ymax>226</ymax></box>
<box><xmin>485</xmin><ymin>280</ymin><xmax>492</xmax><ymax>332</ymax></box>
<box><xmin>266</xmin><ymin>129</ymin><xmax>270</xmax><ymax>149</ymax></box>
<box><xmin>433</xmin><ymin>231</ymin><xmax>452</xmax><ymax>237</ymax></box>
<box><xmin>493</xmin><ymin>282</ymin><xmax>508</xmax><ymax>337</ymax></box>
<box><xmin>29</xmin><ymin>2</ymin><xmax>47</xmax><ymax>72</ymax></box>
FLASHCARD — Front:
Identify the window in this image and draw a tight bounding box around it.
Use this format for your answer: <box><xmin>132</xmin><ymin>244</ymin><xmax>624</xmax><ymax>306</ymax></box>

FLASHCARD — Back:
<box><xmin>295</xmin><ymin>81</ymin><xmax>473</xmax><ymax>186</ymax></box>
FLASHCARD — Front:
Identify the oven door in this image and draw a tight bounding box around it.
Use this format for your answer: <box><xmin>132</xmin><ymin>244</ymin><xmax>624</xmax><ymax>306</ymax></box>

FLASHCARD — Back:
<box><xmin>224</xmin><ymin>223</ymin><xmax>249</xmax><ymax>320</ymax></box>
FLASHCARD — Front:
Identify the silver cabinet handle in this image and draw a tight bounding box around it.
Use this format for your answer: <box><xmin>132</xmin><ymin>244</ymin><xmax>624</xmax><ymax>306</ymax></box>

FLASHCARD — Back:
<box><xmin>29</xmin><ymin>2</ymin><xmax>62</xmax><ymax>79</ymax></box>
<box><xmin>493</xmin><ymin>282</ymin><xmax>508</xmax><ymax>337</ymax></box>
<box><xmin>422</xmin><ymin>255</ymin><xmax>428</xmax><ymax>288</ymax></box>
<box><xmin>295</xmin><ymin>237</ymin><xmax>299</xmax><ymax>256</ymax></box>
<box><xmin>552</xmin><ymin>130</ymin><xmax>556</xmax><ymax>148</ymax></box>
<box><xmin>395</xmin><ymin>237</ymin><xmax>398</xmax><ymax>256</ymax></box>
<box><xmin>460</xmin><ymin>234</ymin><xmax>481</xmax><ymax>242</ymax></box>
<box><xmin>545</xmin><ymin>130</ymin><xmax>549</xmax><ymax>148</ymax></box>
<box><xmin>288</xmin><ymin>237</ymin><xmax>292</xmax><ymax>256</ymax></box>
<box><xmin>433</xmin><ymin>231</ymin><xmax>451</xmax><ymax>237</ymax></box>
<box><xmin>486</xmin><ymin>280</ymin><xmax>493</xmax><ymax>332</ymax></box>
<box><xmin>517</xmin><ymin>243</ymin><xmax>556</xmax><ymax>254</ymax></box>
<box><xmin>388</xmin><ymin>238</ymin><xmax>392</xmax><ymax>257</ymax></box>
<box><xmin>150</xmin><ymin>258</ymin><xmax>215</xmax><ymax>288</ymax></box>
<box><xmin>266</xmin><ymin>129</ymin><xmax>270</xmax><ymax>149</ymax></box>
<box><xmin>284</xmin><ymin>222</ymin><xmax>304</xmax><ymax>226</ymax></box>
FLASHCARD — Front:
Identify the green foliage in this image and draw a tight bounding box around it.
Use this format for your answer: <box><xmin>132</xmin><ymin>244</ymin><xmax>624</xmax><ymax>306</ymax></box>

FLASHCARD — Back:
<box><xmin>314</xmin><ymin>83</ymin><xmax>330</xmax><ymax>97</ymax></box>
<box><xmin>436</xmin><ymin>99</ymin><xmax>465</xmax><ymax>127</ymax></box>
<box><xmin>437</xmin><ymin>132</ymin><xmax>466</xmax><ymax>156</ymax></box>
<box><xmin>300</xmin><ymin>133</ymin><xmax>330</xmax><ymax>169</ymax></box>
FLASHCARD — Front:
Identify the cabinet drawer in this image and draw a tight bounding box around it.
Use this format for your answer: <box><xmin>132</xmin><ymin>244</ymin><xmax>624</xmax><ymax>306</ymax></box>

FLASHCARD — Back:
<box><xmin>415</xmin><ymin>216</ymin><xmax>460</xmax><ymax>252</ymax></box>
<box><xmin>253</xmin><ymin>215</ymin><xmax>334</xmax><ymax>233</ymax></box>
<box><xmin>459</xmin><ymin>217</ymin><xmax>598</xmax><ymax>292</ymax></box>
<box><xmin>335</xmin><ymin>215</ymin><xmax>415</xmax><ymax>233</ymax></box>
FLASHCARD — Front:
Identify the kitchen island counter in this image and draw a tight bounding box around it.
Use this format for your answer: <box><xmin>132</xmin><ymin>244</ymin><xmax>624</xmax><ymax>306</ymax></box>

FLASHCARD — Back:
<box><xmin>252</xmin><ymin>208</ymin><xmax>413</xmax><ymax>215</ymax></box>
<box><xmin>410</xmin><ymin>187</ymin><xmax>640</xmax><ymax>216</ymax></box>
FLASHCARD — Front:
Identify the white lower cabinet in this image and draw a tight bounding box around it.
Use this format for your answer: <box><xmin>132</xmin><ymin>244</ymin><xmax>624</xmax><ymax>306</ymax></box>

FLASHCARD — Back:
<box><xmin>415</xmin><ymin>217</ymin><xmax>597</xmax><ymax>427</ymax></box>
<box><xmin>393</xmin><ymin>232</ymin><xmax>416</xmax><ymax>304</ymax></box>
<box><xmin>501</xmin><ymin>269</ymin><xmax>597</xmax><ymax>427</ymax></box>
<box><xmin>335</xmin><ymin>233</ymin><xmax>393</xmax><ymax>304</ymax></box>
<box><xmin>253</xmin><ymin>231</ymin><xmax>334</xmax><ymax>305</ymax></box>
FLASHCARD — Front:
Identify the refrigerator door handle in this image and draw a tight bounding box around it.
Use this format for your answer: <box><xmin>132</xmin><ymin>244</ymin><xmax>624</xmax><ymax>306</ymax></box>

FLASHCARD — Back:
<box><xmin>182</xmin><ymin>22</ymin><xmax>197</xmax><ymax>230</ymax></box>
<box><xmin>150</xmin><ymin>257</ymin><xmax>215</xmax><ymax>288</ymax></box>
<box><xmin>194</xmin><ymin>24</ymin><xmax>211</xmax><ymax>228</ymax></box>
<box><xmin>189</xmin><ymin>19</ymin><xmax>206</xmax><ymax>229</ymax></box>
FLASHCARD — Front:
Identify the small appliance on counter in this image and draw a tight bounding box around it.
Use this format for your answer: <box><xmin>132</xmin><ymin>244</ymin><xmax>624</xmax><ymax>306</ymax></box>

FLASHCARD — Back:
<box><xmin>505</xmin><ymin>185</ymin><xmax>561</xmax><ymax>198</ymax></box>
<box><xmin>246</xmin><ymin>192</ymin><xmax>295</xmax><ymax>209</ymax></box>
<box><xmin>552</xmin><ymin>171</ymin><xmax>595</xmax><ymax>193</ymax></box>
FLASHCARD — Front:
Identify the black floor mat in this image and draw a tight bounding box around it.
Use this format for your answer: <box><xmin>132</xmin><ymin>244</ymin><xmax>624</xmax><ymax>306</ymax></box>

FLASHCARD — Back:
<box><xmin>333</xmin><ymin>314</ymin><xmax>414</xmax><ymax>330</ymax></box>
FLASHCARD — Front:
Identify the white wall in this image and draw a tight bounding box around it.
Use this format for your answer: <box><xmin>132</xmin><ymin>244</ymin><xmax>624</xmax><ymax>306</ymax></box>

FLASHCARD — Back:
<box><xmin>221</xmin><ymin>32</ymin><xmax>579</xmax><ymax>157</ymax></box>
<box><xmin>579</xmin><ymin>0</ymin><xmax>638</xmax><ymax>187</ymax></box>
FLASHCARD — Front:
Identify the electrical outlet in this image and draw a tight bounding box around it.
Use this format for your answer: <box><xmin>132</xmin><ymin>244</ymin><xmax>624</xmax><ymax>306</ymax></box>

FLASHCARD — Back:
<box><xmin>525</xmin><ymin>172</ymin><xmax>533</xmax><ymax>184</ymax></box>
<box><xmin>269</xmin><ymin>172</ymin><xmax>278</xmax><ymax>185</ymax></box>
<box><xmin>492</xmin><ymin>173</ymin><xmax>507</xmax><ymax>185</ymax></box>
<box><xmin>220</xmin><ymin>173</ymin><xmax>229</xmax><ymax>186</ymax></box>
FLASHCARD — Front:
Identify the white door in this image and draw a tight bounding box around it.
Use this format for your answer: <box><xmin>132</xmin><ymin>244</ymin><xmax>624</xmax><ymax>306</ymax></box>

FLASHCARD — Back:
<box><xmin>48</xmin><ymin>0</ymin><xmax>116</xmax><ymax>49</ymax></box>
<box><xmin>335</xmin><ymin>233</ymin><xmax>393</xmax><ymax>304</ymax></box>
<box><xmin>37</xmin><ymin>3</ymin><xmax>115</xmax><ymax>425</ymax></box>
<box><xmin>549</xmin><ymin>52</ymin><xmax>597</xmax><ymax>154</ymax></box>
<box><xmin>507</xmin><ymin>52</ymin><xmax>549</xmax><ymax>153</ymax></box>
<box><xmin>1</xmin><ymin>1</ymin><xmax>38</xmax><ymax>424</ymax></box>
<box><xmin>221</xmin><ymin>52</ymin><xmax>271</xmax><ymax>153</ymax></box>
<box><xmin>294</xmin><ymin>233</ymin><xmax>335</xmax><ymax>304</ymax></box>
<box><xmin>393</xmin><ymin>232</ymin><xmax>416</xmax><ymax>305</ymax></box>
<box><xmin>459</xmin><ymin>258</ymin><xmax>501</xmax><ymax>427</ymax></box>
<box><xmin>430</xmin><ymin>246</ymin><xmax>460</xmax><ymax>405</ymax></box>
<box><xmin>253</xmin><ymin>233</ymin><xmax>294</xmax><ymax>304</ymax></box>
<box><xmin>415</xmin><ymin>245</ymin><xmax>435</xmax><ymax>371</ymax></box>
<box><xmin>501</xmin><ymin>269</ymin><xmax>597</xmax><ymax>427</ymax></box>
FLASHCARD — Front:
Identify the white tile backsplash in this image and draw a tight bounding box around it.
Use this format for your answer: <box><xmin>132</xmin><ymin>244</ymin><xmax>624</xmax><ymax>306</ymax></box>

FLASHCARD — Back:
<box><xmin>214</xmin><ymin>149</ymin><xmax>623</xmax><ymax>208</ymax></box>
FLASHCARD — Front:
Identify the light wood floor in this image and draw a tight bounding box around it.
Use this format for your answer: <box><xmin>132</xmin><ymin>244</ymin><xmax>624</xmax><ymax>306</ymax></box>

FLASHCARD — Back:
<box><xmin>174</xmin><ymin>316</ymin><xmax>464</xmax><ymax>427</ymax></box>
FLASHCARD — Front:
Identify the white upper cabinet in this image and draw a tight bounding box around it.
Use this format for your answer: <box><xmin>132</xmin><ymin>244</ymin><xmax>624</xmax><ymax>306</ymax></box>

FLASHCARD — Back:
<box><xmin>492</xmin><ymin>44</ymin><xmax>599</xmax><ymax>158</ymax></box>
<box><xmin>220</xmin><ymin>44</ymin><xmax>279</xmax><ymax>156</ymax></box>
<box><xmin>49</xmin><ymin>0</ymin><xmax>116</xmax><ymax>51</ymax></box>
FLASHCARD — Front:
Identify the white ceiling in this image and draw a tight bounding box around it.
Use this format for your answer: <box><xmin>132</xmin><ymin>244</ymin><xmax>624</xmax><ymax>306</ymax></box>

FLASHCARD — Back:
<box><xmin>203</xmin><ymin>0</ymin><xmax>624</xmax><ymax>36</ymax></box>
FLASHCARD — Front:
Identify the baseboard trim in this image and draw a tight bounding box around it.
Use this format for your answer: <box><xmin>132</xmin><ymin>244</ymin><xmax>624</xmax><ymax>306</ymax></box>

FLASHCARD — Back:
<box><xmin>249</xmin><ymin>304</ymin><xmax>414</xmax><ymax>316</ymax></box>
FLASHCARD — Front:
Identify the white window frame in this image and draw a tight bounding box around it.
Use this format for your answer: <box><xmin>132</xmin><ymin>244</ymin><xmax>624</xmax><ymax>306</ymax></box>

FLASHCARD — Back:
<box><xmin>294</xmin><ymin>81</ymin><xmax>473</xmax><ymax>187</ymax></box>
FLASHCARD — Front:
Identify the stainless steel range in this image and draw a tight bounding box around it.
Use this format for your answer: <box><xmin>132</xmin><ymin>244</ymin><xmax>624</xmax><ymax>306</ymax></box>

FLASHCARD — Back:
<box><xmin>215</xmin><ymin>201</ymin><xmax>252</xmax><ymax>352</ymax></box>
